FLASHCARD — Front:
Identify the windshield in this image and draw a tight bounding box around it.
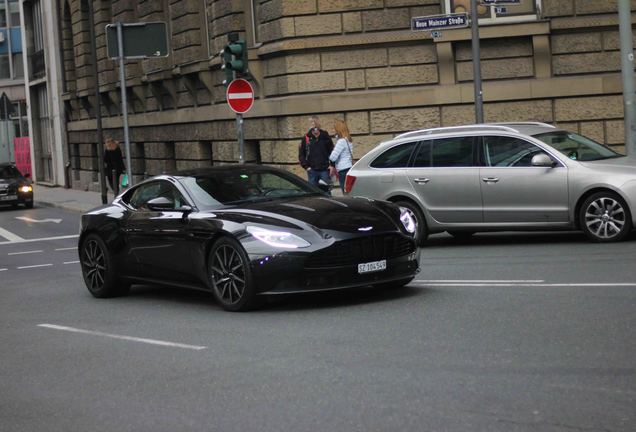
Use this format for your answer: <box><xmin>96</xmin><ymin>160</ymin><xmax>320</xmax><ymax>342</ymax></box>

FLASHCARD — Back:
<box><xmin>178</xmin><ymin>169</ymin><xmax>323</xmax><ymax>207</ymax></box>
<box><xmin>533</xmin><ymin>131</ymin><xmax>622</xmax><ymax>161</ymax></box>
<box><xmin>0</xmin><ymin>166</ymin><xmax>21</xmax><ymax>179</ymax></box>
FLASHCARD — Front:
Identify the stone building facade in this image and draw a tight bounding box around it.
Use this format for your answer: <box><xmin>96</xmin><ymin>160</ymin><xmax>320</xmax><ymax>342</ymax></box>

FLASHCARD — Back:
<box><xmin>41</xmin><ymin>0</ymin><xmax>636</xmax><ymax>189</ymax></box>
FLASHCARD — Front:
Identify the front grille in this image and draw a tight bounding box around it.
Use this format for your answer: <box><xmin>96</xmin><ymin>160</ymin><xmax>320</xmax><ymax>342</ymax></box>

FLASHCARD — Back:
<box><xmin>306</xmin><ymin>234</ymin><xmax>415</xmax><ymax>268</ymax></box>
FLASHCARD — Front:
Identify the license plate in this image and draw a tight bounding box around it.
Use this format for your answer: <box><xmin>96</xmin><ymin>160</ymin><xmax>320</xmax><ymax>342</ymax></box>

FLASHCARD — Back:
<box><xmin>358</xmin><ymin>259</ymin><xmax>387</xmax><ymax>274</ymax></box>
<box><xmin>0</xmin><ymin>195</ymin><xmax>17</xmax><ymax>201</ymax></box>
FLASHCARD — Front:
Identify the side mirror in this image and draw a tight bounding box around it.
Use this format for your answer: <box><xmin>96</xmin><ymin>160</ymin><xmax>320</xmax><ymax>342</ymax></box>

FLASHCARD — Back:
<box><xmin>531</xmin><ymin>153</ymin><xmax>555</xmax><ymax>167</ymax></box>
<box><xmin>317</xmin><ymin>178</ymin><xmax>333</xmax><ymax>193</ymax></box>
<box><xmin>146</xmin><ymin>196</ymin><xmax>175</xmax><ymax>211</ymax></box>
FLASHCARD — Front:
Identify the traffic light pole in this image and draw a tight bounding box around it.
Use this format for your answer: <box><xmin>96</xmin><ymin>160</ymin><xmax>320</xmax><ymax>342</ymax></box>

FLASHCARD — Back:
<box><xmin>470</xmin><ymin>0</ymin><xmax>484</xmax><ymax>123</ymax></box>
<box><xmin>236</xmin><ymin>113</ymin><xmax>245</xmax><ymax>164</ymax></box>
<box><xmin>116</xmin><ymin>21</ymin><xmax>133</xmax><ymax>186</ymax></box>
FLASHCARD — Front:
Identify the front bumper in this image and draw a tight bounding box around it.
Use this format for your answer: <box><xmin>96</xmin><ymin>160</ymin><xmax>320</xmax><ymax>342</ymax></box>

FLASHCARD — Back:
<box><xmin>250</xmin><ymin>250</ymin><xmax>420</xmax><ymax>295</ymax></box>
<box><xmin>0</xmin><ymin>191</ymin><xmax>33</xmax><ymax>205</ymax></box>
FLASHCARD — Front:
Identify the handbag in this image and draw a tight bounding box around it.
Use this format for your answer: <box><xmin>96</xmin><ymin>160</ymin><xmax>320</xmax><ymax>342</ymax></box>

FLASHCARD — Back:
<box><xmin>120</xmin><ymin>173</ymin><xmax>129</xmax><ymax>188</ymax></box>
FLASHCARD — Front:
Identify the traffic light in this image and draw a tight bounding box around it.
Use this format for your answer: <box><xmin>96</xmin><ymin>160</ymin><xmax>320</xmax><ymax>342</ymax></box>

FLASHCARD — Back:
<box><xmin>220</xmin><ymin>39</ymin><xmax>248</xmax><ymax>85</ymax></box>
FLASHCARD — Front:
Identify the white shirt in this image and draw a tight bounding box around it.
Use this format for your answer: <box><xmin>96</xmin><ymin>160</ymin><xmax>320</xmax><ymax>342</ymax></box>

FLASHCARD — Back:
<box><xmin>329</xmin><ymin>138</ymin><xmax>353</xmax><ymax>172</ymax></box>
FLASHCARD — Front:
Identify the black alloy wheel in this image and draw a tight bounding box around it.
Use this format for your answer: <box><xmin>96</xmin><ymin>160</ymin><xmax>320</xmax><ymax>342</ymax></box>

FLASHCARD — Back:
<box><xmin>395</xmin><ymin>200</ymin><xmax>427</xmax><ymax>246</ymax></box>
<box><xmin>80</xmin><ymin>234</ymin><xmax>129</xmax><ymax>298</ymax></box>
<box><xmin>579</xmin><ymin>192</ymin><xmax>632</xmax><ymax>242</ymax></box>
<box><xmin>208</xmin><ymin>237</ymin><xmax>258</xmax><ymax>312</ymax></box>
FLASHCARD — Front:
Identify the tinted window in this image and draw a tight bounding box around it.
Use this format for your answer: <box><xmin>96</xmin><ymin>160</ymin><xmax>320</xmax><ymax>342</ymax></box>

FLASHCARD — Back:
<box><xmin>482</xmin><ymin>136</ymin><xmax>545</xmax><ymax>167</ymax></box>
<box><xmin>431</xmin><ymin>137</ymin><xmax>474</xmax><ymax>167</ymax></box>
<box><xmin>127</xmin><ymin>181</ymin><xmax>185</xmax><ymax>210</ymax></box>
<box><xmin>370</xmin><ymin>142</ymin><xmax>416</xmax><ymax>168</ymax></box>
<box><xmin>412</xmin><ymin>140</ymin><xmax>432</xmax><ymax>168</ymax></box>
<box><xmin>0</xmin><ymin>165</ymin><xmax>21</xmax><ymax>179</ymax></box>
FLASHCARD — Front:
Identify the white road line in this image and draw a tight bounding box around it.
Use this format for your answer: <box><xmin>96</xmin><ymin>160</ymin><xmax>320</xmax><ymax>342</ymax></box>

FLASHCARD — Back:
<box><xmin>37</xmin><ymin>324</ymin><xmax>207</xmax><ymax>351</ymax></box>
<box><xmin>63</xmin><ymin>261</ymin><xmax>80</xmax><ymax>265</ymax></box>
<box><xmin>0</xmin><ymin>227</ymin><xmax>25</xmax><ymax>243</ymax></box>
<box><xmin>8</xmin><ymin>250</ymin><xmax>43</xmax><ymax>255</ymax></box>
<box><xmin>0</xmin><ymin>234</ymin><xmax>79</xmax><ymax>245</ymax></box>
<box><xmin>0</xmin><ymin>268</ymin><xmax>7</xmax><ymax>272</ymax></box>
<box><xmin>17</xmin><ymin>264</ymin><xmax>53</xmax><ymax>270</ymax></box>
<box><xmin>55</xmin><ymin>247</ymin><xmax>76</xmax><ymax>251</ymax></box>
<box><xmin>415</xmin><ymin>280</ymin><xmax>544</xmax><ymax>283</ymax></box>
<box><xmin>411</xmin><ymin>282</ymin><xmax>636</xmax><ymax>287</ymax></box>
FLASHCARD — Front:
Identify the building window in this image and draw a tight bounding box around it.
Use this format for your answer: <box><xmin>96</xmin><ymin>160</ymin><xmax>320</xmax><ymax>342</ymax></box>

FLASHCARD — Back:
<box><xmin>444</xmin><ymin>0</ymin><xmax>539</xmax><ymax>24</ymax></box>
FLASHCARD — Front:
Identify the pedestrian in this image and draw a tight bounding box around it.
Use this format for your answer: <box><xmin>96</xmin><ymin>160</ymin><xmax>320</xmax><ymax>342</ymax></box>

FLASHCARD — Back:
<box><xmin>104</xmin><ymin>137</ymin><xmax>125</xmax><ymax>194</ymax></box>
<box><xmin>328</xmin><ymin>119</ymin><xmax>354</xmax><ymax>193</ymax></box>
<box><xmin>299</xmin><ymin>115</ymin><xmax>333</xmax><ymax>188</ymax></box>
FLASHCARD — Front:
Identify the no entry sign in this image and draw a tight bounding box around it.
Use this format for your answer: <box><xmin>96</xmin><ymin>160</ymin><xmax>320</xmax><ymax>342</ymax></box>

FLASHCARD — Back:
<box><xmin>226</xmin><ymin>78</ymin><xmax>254</xmax><ymax>114</ymax></box>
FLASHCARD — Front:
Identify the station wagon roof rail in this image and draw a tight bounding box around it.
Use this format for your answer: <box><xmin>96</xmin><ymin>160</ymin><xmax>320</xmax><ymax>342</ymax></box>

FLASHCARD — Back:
<box><xmin>491</xmin><ymin>122</ymin><xmax>556</xmax><ymax>128</ymax></box>
<box><xmin>394</xmin><ymin>124</ymin><xmax>519</xmax><ymax>140</ymax></box>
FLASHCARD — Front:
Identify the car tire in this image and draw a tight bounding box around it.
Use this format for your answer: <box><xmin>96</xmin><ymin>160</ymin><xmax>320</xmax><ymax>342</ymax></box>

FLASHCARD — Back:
<box><xmin>579</xmin><ymin>192</ymin><xmax>632</xmax><ymax>242</ymax></box>
<box><xmin>208</xmin><ymin>237</ymin><xmax>259</xmax><ymax>312</ymax></box>
<box><xmin>395</xmin><ymin>200</ymin><xmax>428</xmax><ymax>246</ymax></box>
<box><xmin>448</xmin><ymin>231</ymin><xmax>475</xmax><ymax>240</ymax></box>
<box><xmin>374</xmin><ymin>277</ymin><xmax>414</xmax><ymax>290</ymax></box>
<box><xmin>80</xmin><ymin>233</ymin><xmax>130</xmax><ymax>298</ymax></box>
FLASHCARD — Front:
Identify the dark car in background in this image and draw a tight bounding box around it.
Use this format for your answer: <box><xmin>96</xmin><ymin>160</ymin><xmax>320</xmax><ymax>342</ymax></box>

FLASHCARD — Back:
<box><xmin>0</xmin><ymin>163</ymin><xmax>33</xmax><ymax>209</ymax></box>
<box><xmin>78</xmin><ymin>165</ymin><xmax>419</xmax><ymax>311</ymax></box>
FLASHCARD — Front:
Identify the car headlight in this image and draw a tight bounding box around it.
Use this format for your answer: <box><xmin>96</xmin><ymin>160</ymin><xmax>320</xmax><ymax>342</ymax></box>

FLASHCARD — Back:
<box><xmin>399</xmin><ymin>207</ymin><xmax>417</xmax><ymax>234</ymax></box>
<box><xmin>19</xmin><ymin>185</ymin><xmax>33</xmax><ymax>193</ymax></box>
<box><xmin>246</xmin><ymin>226</ymin><xmax>311</xmax><ymax>249</ymax></box>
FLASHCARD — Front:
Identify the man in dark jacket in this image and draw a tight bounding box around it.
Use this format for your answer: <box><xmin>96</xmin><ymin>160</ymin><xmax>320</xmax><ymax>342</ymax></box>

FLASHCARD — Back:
<box><xmin>298</xmin><ymin>116</ymin><xmax>333</xmax><ymax>187</ymax></box>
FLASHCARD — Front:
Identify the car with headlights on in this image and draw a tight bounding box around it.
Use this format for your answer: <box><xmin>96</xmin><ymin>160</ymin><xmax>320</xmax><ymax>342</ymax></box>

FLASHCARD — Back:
<box><xmin>0</xmin><ymin>163</ymin><xmax>33</xmax><ymax>209</ymax></box>
<box><xmin>345</xmin><ymin>122</ymin><xmax>636</xmax><ymax>244</ymax></box>
<box><xmin>78</xmin><ymin>165</ymin><xmax>419</xmax><ymax>311</ymax></box>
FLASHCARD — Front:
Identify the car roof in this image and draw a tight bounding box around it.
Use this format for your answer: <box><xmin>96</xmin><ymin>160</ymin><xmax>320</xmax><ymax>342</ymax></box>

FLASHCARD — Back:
<box><xmin>170</xmin><ymin>164</ymin><xmax>281</xmax><ymax>178</ymax></box>
<box><xmin>393</xmin><ymin>122</ymin><xmax>561</xmax><ymax>141</ymax></box>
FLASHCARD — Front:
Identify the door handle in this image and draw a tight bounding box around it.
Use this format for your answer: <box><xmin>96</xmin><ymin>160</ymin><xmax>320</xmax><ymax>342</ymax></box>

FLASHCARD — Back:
<box><xmin>482</xmin><ymin>177</ymin><xmax>500</xmax><ymax>183</ymax></box>
<box><xmin>413</xmin><ymin>178</ymin><xmax>430</xmax><ymax>184</ymax></box>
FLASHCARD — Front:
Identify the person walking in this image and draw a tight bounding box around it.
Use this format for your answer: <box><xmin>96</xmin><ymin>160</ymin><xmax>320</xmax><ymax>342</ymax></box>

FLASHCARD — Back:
<box><xmin>104</xmin><ymin>137</ymin><xmax>125</xmax><ymax>194</ymax></box>
<box><xmin>298</xmin><ymin>115</ymin><xmax>333</xmax><ymax>188</ymax></box>
<box><xmin>329</xmin><ymin>119</ymin><xmax>354</xmax><ymax>193</ymax></box>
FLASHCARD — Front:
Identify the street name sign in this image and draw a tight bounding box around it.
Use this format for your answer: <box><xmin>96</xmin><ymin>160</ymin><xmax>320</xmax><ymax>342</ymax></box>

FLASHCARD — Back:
<box><xmin>226</xmin><ymin>79</ymin><xmax>254</xmax><ymax>114</ymax></box>
<box><xmin>411</xmin><ymin>13</ymin><xmax>469</xmax><ymax>32</ymax></box>
<box><xmin>106</xmin><ymin>22</ymin><xmax>168</xmax><ymax>59</ymax></box>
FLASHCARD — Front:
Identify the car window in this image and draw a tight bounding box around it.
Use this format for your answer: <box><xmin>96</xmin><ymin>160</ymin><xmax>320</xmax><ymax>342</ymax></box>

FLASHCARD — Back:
<box><xmin>482</xmin><ymin>136</ymin><xmax>545</xmax><ymax>167</ymax></box>
<box><xmin>431</xmin><ymin>137</ymin><xmax>474</xmax><ymax>167</ymax></box>
<box><xmin>533</xmin><ymin>131</ymin><xmax>622</xmax><ymax>161</ymax></box>
<box><xmin>370</xmin><ymin>142</ymin><xmax>417</xmax><ymax>168</ymax></box>
<box><xmin>0</xmin><ymin>165</ymin><xmax>20</xmax><ymax>179</ymax></box>
<box><xmin>412</xmin><ymin>140</ymin><xmax>432</xmax><ymax>168</ymax></box>
<box><xmin>127</xmin><ymin>181</ymin><xmax>185</xmax><ymax>210</ymax></box>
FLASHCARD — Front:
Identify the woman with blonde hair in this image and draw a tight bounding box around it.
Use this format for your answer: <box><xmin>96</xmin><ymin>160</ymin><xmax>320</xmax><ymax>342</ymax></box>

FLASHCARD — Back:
<box><xmin>328</xmin><ymin>119</ymin><xmax>354</xmax><ymax>193</ymax></box>
<box><xmin>104</xmin><ymin>137</ymin><xmax>125</xmax><ymax>193</ymax></box>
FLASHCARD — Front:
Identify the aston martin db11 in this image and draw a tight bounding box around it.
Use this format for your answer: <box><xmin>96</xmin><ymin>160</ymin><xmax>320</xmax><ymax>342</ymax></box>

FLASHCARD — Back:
<box><xmin>79</xmin><ymin>165</ymin><xmax>420</xmax><ymax>311</ymax></box>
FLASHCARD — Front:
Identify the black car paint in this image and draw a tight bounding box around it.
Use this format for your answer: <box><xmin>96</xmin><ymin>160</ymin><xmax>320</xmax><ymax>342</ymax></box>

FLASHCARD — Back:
<box><xmin>79</xmin><ymin>169</ymin><xmax>419</xmax><ymax>296</ymax></box>
<box><xmin>0</xmin><ymin>163</ymin><xmax>33</xmax><ymax>207</ymax></box>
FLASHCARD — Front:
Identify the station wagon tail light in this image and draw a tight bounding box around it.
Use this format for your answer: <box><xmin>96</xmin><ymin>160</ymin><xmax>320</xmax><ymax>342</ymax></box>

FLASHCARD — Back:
<box><xmin>246</xmin><ymin>226</ymin><xmax>310</xmax><ymax>249</ymax></box>
<box><xmin>344</xmin><ymin>174</ymin><xmax>356</xmax><ymax>194</ymax></box>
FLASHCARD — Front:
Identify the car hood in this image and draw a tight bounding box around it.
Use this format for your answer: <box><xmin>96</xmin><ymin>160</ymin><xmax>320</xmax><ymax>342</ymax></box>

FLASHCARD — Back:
<box><xmin>0</xmin><ymin>178</ymin><xmax>19</xmax><ymax>188</ymax></box>
<box><xmin>213</xmin><ymin>196</ymin><xmax>400</xmax><ymax>234</ymax></box>
<box><xmin>580</xmin><ymin>157</ymin><xmax>636</xmax><ymax>174</ymax></box>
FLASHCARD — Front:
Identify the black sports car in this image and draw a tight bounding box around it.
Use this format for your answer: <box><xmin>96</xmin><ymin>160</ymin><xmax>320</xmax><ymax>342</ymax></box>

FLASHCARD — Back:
<box><xmin>79</xmin><ymin>165</ymin><xmax>420</xmax><ymax>311</ymax></box>
<box><xmin>0</xmin><ymin>163</ymin><xmax>33</xmax><ymax>208</ymax></box>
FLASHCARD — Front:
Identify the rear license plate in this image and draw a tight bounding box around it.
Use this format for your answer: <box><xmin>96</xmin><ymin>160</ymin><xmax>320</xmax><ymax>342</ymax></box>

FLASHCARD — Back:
<box><xmin>358</xmin><ymin>259</ymin><xmax>386</xmax><ymax>274</ymax></box>
<box><xmin>0</xmin><ymin>195</ymin><xmax>17</xmax><ymax>201</ymax></box>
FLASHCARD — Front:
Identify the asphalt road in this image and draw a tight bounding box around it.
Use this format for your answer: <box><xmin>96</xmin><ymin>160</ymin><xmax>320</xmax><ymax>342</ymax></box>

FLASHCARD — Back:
<box><xmin>1</xmin><ymin>204</ymin><xmax>635</xmax><ymax>432</ymax></box>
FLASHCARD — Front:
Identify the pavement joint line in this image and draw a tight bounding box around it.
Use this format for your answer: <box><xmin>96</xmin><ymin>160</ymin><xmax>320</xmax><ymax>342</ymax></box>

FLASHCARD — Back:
<box><xmin>63</xmin><ymin>261</ymin><xmax>80</xmax><ymax>265</ymax></box>
<box><xmin>8</xmin><ymin>250</ymin><xmax>43</xmax><ymax>255</ymax></box>
<box><xmin>17</xmin><ymin>264</ymin><xmax>53</xmax><ymax>270</ymax></box>
<box><xmin>37</xmin><ymin>324</ymin><xmax>208</xmax><ymax>351</ymax></box>
<box><xmin>0</xmin><ymin>234</ymin><xmax>79</xmax><ymax>245</ymax></box>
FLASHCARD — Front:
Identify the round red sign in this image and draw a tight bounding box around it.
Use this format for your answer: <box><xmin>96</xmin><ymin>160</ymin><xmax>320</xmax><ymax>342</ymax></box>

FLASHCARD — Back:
<box><xmin>226</xmin><ymin>78</ymin><xmax>254</xmax><ymax>114</ymax></box>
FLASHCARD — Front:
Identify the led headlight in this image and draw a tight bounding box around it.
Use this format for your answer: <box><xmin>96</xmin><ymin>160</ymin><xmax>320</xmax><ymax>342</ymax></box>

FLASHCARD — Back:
<box><xmin>246</xmin><ymin>226</ymin><xmax>311</xmax><ymax>249</ymax></box>
<box><xmin>399</xmin><ymin>206</ymin><xmax>417</xmax><ymax>234</ymax></box>
<box><xmin>19</xmin><ymin>185</ymin><xmax>33</xmax><ymax>193</ymax></box>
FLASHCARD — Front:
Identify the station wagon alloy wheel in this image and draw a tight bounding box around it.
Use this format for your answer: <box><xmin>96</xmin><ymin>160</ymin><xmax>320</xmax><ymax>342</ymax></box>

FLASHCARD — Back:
<box><xmin>580</xmin><ymin>192</ymin><xmax>632</xmax><ymax>242</ymax></box>
<box><xmin>209</xmin><ymin>237</ymin><xmax>257</xmax><ymax>311</ymax></box>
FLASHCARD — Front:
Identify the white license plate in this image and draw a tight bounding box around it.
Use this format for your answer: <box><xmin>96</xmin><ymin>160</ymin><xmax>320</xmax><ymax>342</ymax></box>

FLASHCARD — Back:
<box><xmin>0</xmin><ymin>195</ymin><xmax>17</xmax><ymax>201</ymax></box>
<box><xmin>358</xmin><ymin>259</ymin><xmax>387</xmax><ymax>274</ymax></box>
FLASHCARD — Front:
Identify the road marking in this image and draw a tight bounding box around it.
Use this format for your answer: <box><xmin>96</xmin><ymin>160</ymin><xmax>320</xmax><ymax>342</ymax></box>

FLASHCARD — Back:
<box><xmin>55</xmin><ymin>247</ymin><xmax>76</xmax><ymax>251</ymax></box>
<box><xmin>0</xmin><ymin>227</ymin><xmax>25</xmax><ymax>242</ymax></box>
<box><xmin>63</xmin><ymin>261</ymin><xmax>80</xmax><ymax>265</ymax></box>
<box><xmin>37</xmin><ymin>324</ymin><xmax>207</xmax><ymax>351</ymax></box>
<box><xmin>411</xmin><ymin>282</ymin><xmax>636</xmax><ymax>287</ymax></box>
<box><xmin>15</xmin><ymin>216</ymin><xmax>62</xmax><ymax>224</ymax></box>
<box><xmin>415</xmin><ymin>279</ymin><xmax>544</xmax><ymax>283</ymax></box>
<box><xmin>0</xmin><ymin>268</ymin><xmax>6</xmax><ymax>272</ymax></box>
<box><xmin>17</xmin><ymin>264</ymin><xmax>53</xmax><ymax>269</ymax></box>
<box><xmin>0</xmin><ymin>234</ymin><xmax>79</xmax><ymax>245</ymax></box>
<box><xmin>8</xmin><ymin>250</ymin><xmax>43</xmax><ymax>255</ymax></box>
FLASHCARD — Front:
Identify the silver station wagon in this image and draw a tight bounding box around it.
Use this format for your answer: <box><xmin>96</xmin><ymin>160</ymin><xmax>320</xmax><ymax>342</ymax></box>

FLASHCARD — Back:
<box><xmin>345</xmin><ymin>123</ymin><xmax>636</xmax><ymax>245</ymax></box>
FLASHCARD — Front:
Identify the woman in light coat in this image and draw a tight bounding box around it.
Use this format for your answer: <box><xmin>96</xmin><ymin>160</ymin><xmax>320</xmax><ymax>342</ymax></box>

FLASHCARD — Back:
<box><xmin>328</xmin><ymin>119</ymin><xmax>354</xmax><ymax>193</ymax></box>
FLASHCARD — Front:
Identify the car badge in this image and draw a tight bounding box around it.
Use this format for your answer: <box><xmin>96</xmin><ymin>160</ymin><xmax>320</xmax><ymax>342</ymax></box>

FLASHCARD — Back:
<box><xmin>358</xmin><ymin>226</ymin><xmax>373</xmax><ymax>231</ymax></box>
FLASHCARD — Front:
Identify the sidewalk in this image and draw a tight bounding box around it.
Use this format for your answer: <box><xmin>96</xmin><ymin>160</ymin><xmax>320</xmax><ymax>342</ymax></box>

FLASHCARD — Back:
<box><xmin>33</xmin><ymin>184</ymin><xmax>110</xmax><ymax>213</ymax></box>
<box><xmin>33</xmin><ymin>183</ymin><xmax>344</xmax><ymax>213</ymax></box>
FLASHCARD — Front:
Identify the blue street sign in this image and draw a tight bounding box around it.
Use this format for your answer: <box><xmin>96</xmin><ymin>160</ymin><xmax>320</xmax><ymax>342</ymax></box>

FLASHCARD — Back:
<box><xmin>411</xmin><ymin>13</ymin><xmax>469</xmax><ymax>32</ymax></box>
<box><xmin>480</xmin><ymin>0</ymin><xmax>521</xmax><ymax>4</ymax></box>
